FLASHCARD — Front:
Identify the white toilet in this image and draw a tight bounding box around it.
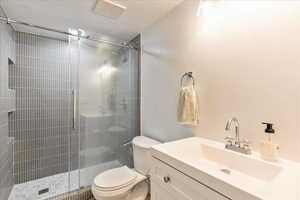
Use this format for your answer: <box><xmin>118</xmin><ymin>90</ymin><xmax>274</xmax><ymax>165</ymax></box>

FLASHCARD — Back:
<box><xmin>92</xmin><ymin>136</ymin><xmax>160</xmax><ymax>200</ymax></box>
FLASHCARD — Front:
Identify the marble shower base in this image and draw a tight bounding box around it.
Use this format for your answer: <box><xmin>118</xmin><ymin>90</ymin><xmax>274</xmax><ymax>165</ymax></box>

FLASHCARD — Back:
<box><xmin>8</xmin><ymin>170</ymin><xmax>79</xmax><ymax>200</ymax></box>
<box><xmin>8</xmin><ymin>160</ymin><xmax>121</xmax><ymax>200</ymax></box>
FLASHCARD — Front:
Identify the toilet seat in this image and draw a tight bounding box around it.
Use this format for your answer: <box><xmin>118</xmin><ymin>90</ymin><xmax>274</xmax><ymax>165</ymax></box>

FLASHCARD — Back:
<box><xmin>93</xmin><ymin>167</ymin><xmax>147</xmax><ymax>198</ymax></box>
<box><xmin>92</xmin><ymin>136</ymin><xmax>160</xmax><ymax>200</ymax></box>
<box><xmin>94</xmin><ymin>166</ymin><xmax>138</xmax><ymax>191</ymax></box>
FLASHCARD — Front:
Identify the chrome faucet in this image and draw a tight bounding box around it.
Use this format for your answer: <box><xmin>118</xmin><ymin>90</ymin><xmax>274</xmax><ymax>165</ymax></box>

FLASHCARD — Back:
<box><xmin>225</xmin><ymin>117</ymin><xmax>240</xmax><ymax>145</ymax></box>
<box><xmin>225</xmin><ymin>117</ymin><xmax>251</xmax><ymax>155</ymax></box>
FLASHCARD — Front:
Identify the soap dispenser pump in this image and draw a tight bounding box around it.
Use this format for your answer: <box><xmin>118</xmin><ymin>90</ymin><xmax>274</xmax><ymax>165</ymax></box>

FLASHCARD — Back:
<box><xmin>262</xmin><ymin>122</ymin><xmax>275</xmax><ymax>140</ymax></box>
<box><xmin>260</xmin><ymin>122</ymin><xmax>279</xmax><ymax>162</ymax></box>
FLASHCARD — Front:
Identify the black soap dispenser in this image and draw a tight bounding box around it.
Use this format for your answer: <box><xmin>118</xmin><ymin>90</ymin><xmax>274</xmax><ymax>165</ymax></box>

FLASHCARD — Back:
<box><xmin>260</xmin><ymin>122</ymin><xmax>279</xmax><ymax>162</ymax></box>
<box><xmin>262</xmin><ymin>122</ymin><xmax>275</xmax><ymax>140</ymax></box>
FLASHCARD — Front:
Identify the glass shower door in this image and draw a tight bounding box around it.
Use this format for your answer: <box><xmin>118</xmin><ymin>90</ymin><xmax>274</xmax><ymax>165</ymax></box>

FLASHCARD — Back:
<box><xmin>7</xmin><ymin>31</ymin><xmax>77</xmax><ymax>200</ymax></box>
<box><xmin>77</xmin><ymin>36</ymin><xmax>140</xmax><ymax>189</ymax></box>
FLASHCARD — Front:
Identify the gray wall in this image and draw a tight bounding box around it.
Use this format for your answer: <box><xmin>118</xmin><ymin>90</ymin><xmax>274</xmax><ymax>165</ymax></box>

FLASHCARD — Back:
<box><xmin>0</xmin><ymin>8</ymin><xmax>15</xmax><ymax>200</ymax></box>
<box><xmin>9</xmin><ymin>32</ymin><xmax>78</xmax><ymax>183</ymax></box>
<box><xmin>141</xmin><ymin>1</ymin><xmax>300</xmax><ymax>162</ymax></box>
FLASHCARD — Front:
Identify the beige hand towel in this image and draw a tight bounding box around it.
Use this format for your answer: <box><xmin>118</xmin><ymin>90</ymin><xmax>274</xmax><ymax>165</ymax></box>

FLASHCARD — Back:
<box><xmin>177</xmin><ymin>86</ymin><xmax>199</xmax><ymax>126</ymax></box>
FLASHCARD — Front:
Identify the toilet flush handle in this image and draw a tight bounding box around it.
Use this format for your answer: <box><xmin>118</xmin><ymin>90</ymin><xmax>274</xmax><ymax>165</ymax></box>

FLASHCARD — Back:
<box><xmin>122</xmin><ymin>140</ymin><xmax>132</xmax><ymax>147</ymax></box>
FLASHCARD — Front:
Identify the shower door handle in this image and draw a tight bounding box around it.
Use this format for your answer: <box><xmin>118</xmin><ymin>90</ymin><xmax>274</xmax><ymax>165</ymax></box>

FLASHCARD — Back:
<box><xmin>72</xmin><ymin>89</ymin><xmax>76</xmax><ymax>130</ymax></box>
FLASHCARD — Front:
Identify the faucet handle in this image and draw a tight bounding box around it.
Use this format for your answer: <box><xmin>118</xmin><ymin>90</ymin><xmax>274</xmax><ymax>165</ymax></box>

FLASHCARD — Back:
<box><xmin>225</xmin><ymin>137</ymin><xmax>234</xmax><ymax>145</ymax></box>
<box><xmin>241</xmin><ymin>139</ymin><xmax>252</xmax><ymax>149</ymax></box>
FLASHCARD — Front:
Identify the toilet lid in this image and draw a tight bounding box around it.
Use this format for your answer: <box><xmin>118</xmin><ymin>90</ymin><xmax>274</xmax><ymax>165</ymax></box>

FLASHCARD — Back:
<box><xmin>94</xmin><ymin>166</ymin><xmax>137</xmax><ymax>191</ymax></box>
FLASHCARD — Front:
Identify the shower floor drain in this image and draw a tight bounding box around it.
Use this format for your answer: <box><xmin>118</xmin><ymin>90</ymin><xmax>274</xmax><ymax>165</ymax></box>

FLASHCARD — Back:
<box><xmin>38</xmin><ymin>188</ymin><xmax>49</xmax><ymax>195</ymax></box>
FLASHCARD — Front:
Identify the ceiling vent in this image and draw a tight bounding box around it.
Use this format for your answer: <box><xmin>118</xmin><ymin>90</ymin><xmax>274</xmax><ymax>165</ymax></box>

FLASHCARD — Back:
<box><xmin>93</xmin><ymin>0</ymin><xmax>127</xmax><ymax>19</ymax></box>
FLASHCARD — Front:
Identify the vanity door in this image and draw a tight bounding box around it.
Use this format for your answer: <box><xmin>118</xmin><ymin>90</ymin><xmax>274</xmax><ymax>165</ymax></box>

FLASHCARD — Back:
<box><xmin>151</xmin><ymin>181</ymin><xmax>180</xmax><ymax>200</ymax></box>
<box><xmin>151</xmin><ymin>157</ymin><xmax>230</xmax><ymax>200</ymax></box>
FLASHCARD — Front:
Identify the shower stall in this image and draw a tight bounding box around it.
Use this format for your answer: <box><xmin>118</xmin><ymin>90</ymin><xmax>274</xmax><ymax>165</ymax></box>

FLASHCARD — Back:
<box><xmin>0</xmin><ymin>11</ymin><xmax>140</xmax><ymax>200</ymax></box>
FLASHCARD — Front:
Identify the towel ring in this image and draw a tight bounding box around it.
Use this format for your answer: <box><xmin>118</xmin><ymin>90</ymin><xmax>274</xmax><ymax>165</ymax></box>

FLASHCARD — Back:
<box><xmin>180</xmin><ymin>72</ymin><xmax>195</xmax><ymax>87</ymax></box>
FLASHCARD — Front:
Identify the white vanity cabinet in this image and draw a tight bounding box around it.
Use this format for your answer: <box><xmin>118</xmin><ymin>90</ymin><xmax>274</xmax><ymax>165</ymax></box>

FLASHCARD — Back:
<box><xmin>151</xmin><ymin>183</ymin><xmax>177</xmax><ymax>200</ymax></box>
<box><xmin>151</xmin><ymin>157</ymin><xmax>230</xmax><ymax>200</ymax></box>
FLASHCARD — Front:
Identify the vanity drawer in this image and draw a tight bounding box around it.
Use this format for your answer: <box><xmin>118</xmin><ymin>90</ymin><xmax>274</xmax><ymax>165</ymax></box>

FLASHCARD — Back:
<box><xmin>151</xmin><ymin>157</ymin><xmax>230</xmax><ymax>200</ymax></box>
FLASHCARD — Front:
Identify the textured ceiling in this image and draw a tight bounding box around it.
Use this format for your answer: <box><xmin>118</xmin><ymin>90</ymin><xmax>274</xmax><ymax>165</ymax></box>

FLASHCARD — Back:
<box><xmin>0</xmin><ymin>0</ymin><xmax>183</xmax><ymax>43</ymax></box>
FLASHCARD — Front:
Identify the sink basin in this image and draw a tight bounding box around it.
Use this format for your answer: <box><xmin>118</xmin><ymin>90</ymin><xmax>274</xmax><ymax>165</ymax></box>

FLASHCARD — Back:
<box><xmin>200</xmin><ymin>144</ymin><xmax>282</xmax><ymax>181</ymax></box>
<box><xmin>152</xmin><ymin>137</ymin><xmax>282</xmax><ymax>182</ymax></box>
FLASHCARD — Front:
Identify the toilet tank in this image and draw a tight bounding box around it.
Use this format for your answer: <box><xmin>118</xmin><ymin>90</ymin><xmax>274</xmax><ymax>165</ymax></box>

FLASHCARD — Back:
<box><xmin>132</xmin><ymin>136</ymin><xmax>160</xmax><ymax>175</ymax></box>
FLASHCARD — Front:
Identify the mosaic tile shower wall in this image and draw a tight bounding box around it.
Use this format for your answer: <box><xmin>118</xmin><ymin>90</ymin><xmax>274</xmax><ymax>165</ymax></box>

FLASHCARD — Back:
<box><xmin>0</xmin><ymin>7</ymin><xmax>15</xmax><ymax>200</ymax></box>
<box><xmin>8</xmin><ymin>32</ymin><xmax>79</xmax><ymax>184</ymax></box>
